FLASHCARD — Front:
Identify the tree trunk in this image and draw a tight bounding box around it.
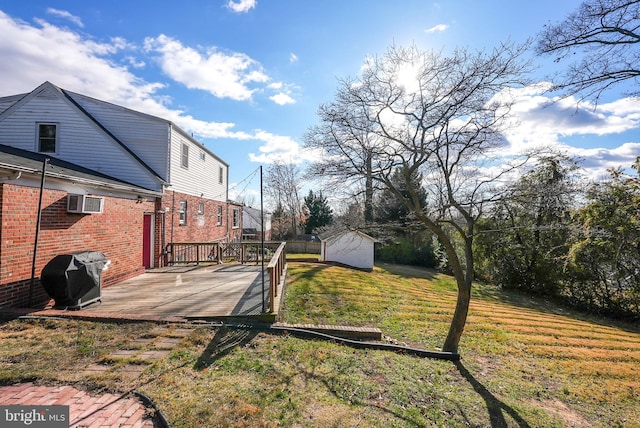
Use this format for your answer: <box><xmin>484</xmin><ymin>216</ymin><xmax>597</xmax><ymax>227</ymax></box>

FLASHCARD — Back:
<box><xmin>364</xmin><ymin>153</ymin><xmax>374</xmax><ymax>223</ymax></box>
<box><xmin>442</xmin><ymin>282</ymin><xmax>471</xmax><ymax>353</ymax></box>
<box><xmin>425</xmin><ymin>219</ymin><xmax>471</xmax><ymax>355</ymax></box>
<box><xmin>442</xmin><ymin>234</ymin><xmax>474</xmax><ymax>354</ymax></box>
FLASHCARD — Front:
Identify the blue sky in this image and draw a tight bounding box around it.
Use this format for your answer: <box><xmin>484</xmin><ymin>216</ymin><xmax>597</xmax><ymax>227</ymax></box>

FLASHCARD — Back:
<box><xmin>0</xmin><ymin>0</ymin><xmax>638</xmax><ymax>206</ymax></box>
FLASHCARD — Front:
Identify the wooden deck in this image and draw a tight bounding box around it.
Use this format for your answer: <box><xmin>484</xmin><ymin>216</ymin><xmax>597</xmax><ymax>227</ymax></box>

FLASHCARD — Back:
<box><xmin>21</xmin><ymin>263</ymin><xmax>284</xmax><ymax>323</ymax></box>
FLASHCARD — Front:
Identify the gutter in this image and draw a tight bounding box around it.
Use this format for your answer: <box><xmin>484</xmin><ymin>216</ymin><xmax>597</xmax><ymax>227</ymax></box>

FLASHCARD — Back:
<box><xmin>0</xmin><ymin>164</ymin><xmax>162</xmax><ymax>197</ymax></box>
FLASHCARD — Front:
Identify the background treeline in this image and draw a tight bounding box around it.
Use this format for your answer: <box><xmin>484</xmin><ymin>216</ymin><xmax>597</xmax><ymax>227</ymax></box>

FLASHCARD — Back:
<box><xmin>475</xmin><ymin>156</ymin><xmax>640</xmax><ymax>320</ymax></box>
<box><xmin>373</xmin><ymin>155</ymin><xmax>640</xmax><ymax>320</ymax></box>
<box><xmin>265</xmin><ymin>155</ymin><xmax>639</xmax><ymax>321</ymax></box>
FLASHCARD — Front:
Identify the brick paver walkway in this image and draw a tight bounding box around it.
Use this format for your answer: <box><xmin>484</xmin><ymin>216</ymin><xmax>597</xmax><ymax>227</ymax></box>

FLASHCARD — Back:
<box><xmin>0</xmin><ymin>324</ymin><xmax>197</xmax><ymax>427</ymax></box>
<box><xmin>0</xmin><ymin>382</ymin><xmax>158</xmax><ymax>427</ymax></box>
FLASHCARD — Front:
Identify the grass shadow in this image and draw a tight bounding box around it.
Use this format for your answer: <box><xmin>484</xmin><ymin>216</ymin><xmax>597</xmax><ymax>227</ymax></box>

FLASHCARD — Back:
<box><xmin>194</xmin><ymin>326</ymin><xmax>258</xmax><ymax>370</ymax></box>
<box><xmin>472</xmin><ymin>282</ymin><xmax>640</xmax><ymax>336</ymax></box>
<box><xmin>376</xmin><ymin>262</ymin><xmax>437</xmax><ymax>280</ymax></box>
<box><xmin>288</xmin><ymin>357</ymin><xmax>424</xmax><ymax>427</ymax></box>
<box><xmin>455</xmin><ymin>361</ymin><xmax>531</xmax><ymax>428</ymax></box>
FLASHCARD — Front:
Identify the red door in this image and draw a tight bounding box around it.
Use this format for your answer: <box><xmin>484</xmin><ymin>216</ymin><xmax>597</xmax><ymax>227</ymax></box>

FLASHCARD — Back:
<box><xmin>143</xmin><ymin>214</ymin><xmax>152</xmax><ymax>268</ymax></box>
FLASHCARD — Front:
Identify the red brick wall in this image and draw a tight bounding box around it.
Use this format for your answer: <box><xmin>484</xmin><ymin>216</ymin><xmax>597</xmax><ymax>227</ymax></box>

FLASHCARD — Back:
<box><xmin>0</xmin><ymin>185</ymin><xmax>243</xmax><ymax>308</ymax></box>
<box><xmin>159</xmin><ymin>191</ymin><xmax>242</xmax><ymax>245</ymax></box>
<box><xmin>0</xmin><ymin>183</ymin><xmax>154</xmax><ymax>308</ymax></box>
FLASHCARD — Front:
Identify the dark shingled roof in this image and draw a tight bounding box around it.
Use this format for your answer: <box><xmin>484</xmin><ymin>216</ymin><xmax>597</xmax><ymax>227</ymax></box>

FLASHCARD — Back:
<box><xmin>0</xmin><ymin>143</ymin><xmax>161</xmax><ymax>196</ymax></box>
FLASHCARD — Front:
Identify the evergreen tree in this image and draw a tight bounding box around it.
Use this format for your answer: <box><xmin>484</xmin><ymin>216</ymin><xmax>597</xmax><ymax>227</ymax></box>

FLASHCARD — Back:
<box><xmin>303</xmin><ymin>190</ymin><xmax>333</xmax><ymax>234</ymax></box>
<box><xmin>375</xmin><ymin>168</ymin><xmax>427</xmax><ymax>224</ymax></box>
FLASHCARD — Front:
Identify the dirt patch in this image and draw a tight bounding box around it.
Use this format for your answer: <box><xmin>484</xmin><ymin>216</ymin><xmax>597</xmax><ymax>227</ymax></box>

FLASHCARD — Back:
<box><xmin>302</xmin><ymin>403</ymin><xmax>356</xmax><ymax>426</ymax></box>
<box><xmin>469</xmin><ymin>355</ymin><xmax>502</xmax><ymax>378</ymax></box>
<box><xmin>533</xmin><ymin>398</ymin><xmax>590</xmax><ymax>428</ymax></box>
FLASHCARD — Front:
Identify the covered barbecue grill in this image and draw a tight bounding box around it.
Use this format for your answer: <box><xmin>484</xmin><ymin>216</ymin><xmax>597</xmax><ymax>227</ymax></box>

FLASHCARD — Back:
<box><xmin>40</xmin><ymin>251</ymin><xmax>109</xmax><ymax>309</ymax></box>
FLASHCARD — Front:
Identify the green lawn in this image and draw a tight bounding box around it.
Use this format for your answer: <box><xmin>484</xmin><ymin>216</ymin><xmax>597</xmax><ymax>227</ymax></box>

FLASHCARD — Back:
<box><xmin>1</xmin><ymin>261</ymin><xmax>638</xmax><ymax>427</ymax></box>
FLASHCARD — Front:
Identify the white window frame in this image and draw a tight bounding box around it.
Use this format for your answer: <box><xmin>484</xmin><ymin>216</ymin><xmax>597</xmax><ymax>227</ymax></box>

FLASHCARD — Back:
<box><xmin>181</xmin><ymin>143</ymin><xmax>189</xmax><ymax>169</ymax></box>
<box><xmin>219</xmin><ymin>166</ymin><xmax>224</xmax><ymax>184</ymax></box>
<box><xmin>179</xmin><ymin>200</ymin><xmax>187</xmax><ymax>225</ymax></box>
<box><xmin>198</xmin><ymin>202</ymin><xmax>204</xmax><ymax>215</ymax></box>
<box><xmin>217</xmin><ymin>206</ymin><xmax>223</xmax><ymax>226</ymax></box>
<box><xmin>232</xmin><ymin>208</ymin><xmax>240</xmax><ymax>229</ymax></box>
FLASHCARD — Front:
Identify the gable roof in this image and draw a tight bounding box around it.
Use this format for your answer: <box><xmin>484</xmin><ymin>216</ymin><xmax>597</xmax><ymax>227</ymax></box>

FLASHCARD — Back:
<box><xmin>0</xmin><ymin>81</ymin><xmax>166</xmax><ymax>185</ymax></box>
<box><xmin>0</xmin><ymin>143</ymin><xmax>162</xmax><ymax>196</ymax></box>
<box><xmin>321</xmin><ymin>229</ymin><xmax>378</xmax><ymax>244</ymax></box>
<box><xmin>60</xmin><ymin>86</ymin><xmax>229</xmax><ymax>168</ymax></box>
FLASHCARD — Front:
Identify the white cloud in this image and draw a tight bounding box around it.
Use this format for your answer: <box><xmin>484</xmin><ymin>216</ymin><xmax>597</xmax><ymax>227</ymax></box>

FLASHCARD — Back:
<box><xmin>290</xmin><ymin>53</ymin><xmax>298</xmax><ymax>63</ymax></box>
<box><xmin>0</xmin><ymin>9</ymin><xmax>307</xmax><ymax>168</ymax></box>
<box><xmin>227</xmin><ymin>0</ymin><xmax>257</xmax><ymax>13</ymax></box>
<box><xmin>46</xmin><ymin>8</ymin><xmax>84</xmax><ymax>28</ymax></box>
<box><xmin>125</xmin><ymin>56</ymin><xmax>146</xmax><ymax>68</ymax></box>
<box><xmin>269</xmin><ymin>93</ymin><xmax>295</xmax><ymax>105</ymax></box>
<box><xmin>425</xmin><ymin>24</ymin><xmax>448</xmax><ymax>33</ymax></box>
<box><xmin>144</xmin><ymin>34</ymin><xmax>269</xmax><ymax>101</ymax></box>
<box><xmin>266</xmin><ymin>82</ymin><xmax>298</xmax><ymax>105</ymax></box>
<box><xmin>248</xmin><ymin>130</ymin><xmax>314</xmax><ymax>164</ymax></box>
<box><xmin>0</xmin><ymin>10</ymin><xmax>262</xmax><ymax>142</ymax></box>
<box><xmin>0</xmin><ymin>11</ymin><xmax>145</xmax><ymax>99</ymax></box>
<box><xmin>497</xmin><ymin>84</ymin><xmax>640</xmax><ymax>176</ymax></box>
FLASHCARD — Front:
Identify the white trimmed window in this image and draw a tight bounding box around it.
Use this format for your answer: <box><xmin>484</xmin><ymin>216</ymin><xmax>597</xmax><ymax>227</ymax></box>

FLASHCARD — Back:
<box><xmin>179</xmin><ymin>201</ymin><xmax>187</xmax><ymax>225</ymax></box>
<box><xmin>232</xmin><ymin>208</ymin><xmax>240</xmax><ymax>229</ymax></box>
<box><xmin>181</xmin><ymin>143</ymin><xmax>189</xmax><ymax>169</ymax></box>
<box><xmin>217</xmin><ymin>206</ymin><xmax>223</xmax><ymax>226</ymax></box>
<box><xmin>198</xmin><ymin>202</ymin><xmax>204</xmax><ymax>215</ymax></box>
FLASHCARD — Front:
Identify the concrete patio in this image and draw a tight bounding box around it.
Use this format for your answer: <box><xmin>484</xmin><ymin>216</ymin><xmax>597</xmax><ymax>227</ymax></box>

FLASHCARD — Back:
<box><xmin>16</xmin><ymin>263</ymin><xmax>285</xmax><ymax>323</ymax></box>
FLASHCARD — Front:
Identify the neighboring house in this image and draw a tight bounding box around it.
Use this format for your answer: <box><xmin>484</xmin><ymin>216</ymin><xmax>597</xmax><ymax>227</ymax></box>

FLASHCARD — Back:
<box><xmin>320</xmin><ymin>230</ymin><xmax>377</xmax><ymax>270</ymax></box>
<box><xmin>242</xmin><ymin>205</ymin><xmax>272</xmax><ymax>241</ymax></box>
<box><xmin>0</xmin><ymin>81</ymin><xmax>241</xmax><ymax>308</ymax></box>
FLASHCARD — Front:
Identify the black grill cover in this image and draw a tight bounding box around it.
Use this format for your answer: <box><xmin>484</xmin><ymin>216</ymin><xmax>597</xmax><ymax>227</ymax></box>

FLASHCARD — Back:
<box><xmin>40</xmin><ymin>251</ymin><xmax>108</xmax><ymax>307</ymax></box>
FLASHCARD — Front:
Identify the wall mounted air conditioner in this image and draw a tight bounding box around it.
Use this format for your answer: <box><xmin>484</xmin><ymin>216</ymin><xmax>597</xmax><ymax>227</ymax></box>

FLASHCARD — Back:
<box><xmin>67</xmin><ymin>194</ymin><xmax>104</xmax><ymax>214</ymax></box>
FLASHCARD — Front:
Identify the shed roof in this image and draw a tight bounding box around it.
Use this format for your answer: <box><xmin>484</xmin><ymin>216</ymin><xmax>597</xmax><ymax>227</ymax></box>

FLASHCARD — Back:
<box><xmin>321</xmin><ymin>229</ymin><xmax>378</xmax><ymax>244</ymax></box>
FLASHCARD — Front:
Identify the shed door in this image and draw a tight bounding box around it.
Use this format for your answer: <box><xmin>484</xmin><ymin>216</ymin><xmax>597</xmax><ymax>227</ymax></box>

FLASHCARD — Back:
<box><xmin>143</xmin><ymin>214</ymin><xmax>152</xmax><ymax>268</ymax></box>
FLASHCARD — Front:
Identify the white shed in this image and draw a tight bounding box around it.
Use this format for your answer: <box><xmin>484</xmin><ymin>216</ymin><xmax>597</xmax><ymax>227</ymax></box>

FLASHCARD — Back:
<box><xmin>321</xmin><ymin>230</ymin><xmax>377</xmax><ymax>270</ymax></box>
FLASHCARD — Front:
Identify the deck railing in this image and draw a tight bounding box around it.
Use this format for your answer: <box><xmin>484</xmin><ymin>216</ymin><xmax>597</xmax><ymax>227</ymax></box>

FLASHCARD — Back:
<box><xmin>166</xmin><ymin>242</ymin><xmax>221</xmax><ymax>265</ymax></box>
<box><xmin>165</xmin><ymin>240</ymin><xmax>288</xmax><ymax>314</ymax></box>
<box><xmin>267</xmin><ymin>242</ymin><xmax>287</xmax><ymax>313</ymax></box>
<box><xmin>166</xmin><ymin>241</ymin><xmax>285</xmax><ymax>265</ymax></box>
<box><xmin>240</xmin><ymin>241</ymin><xmax>283</xmax><ymax>263</ymax></box>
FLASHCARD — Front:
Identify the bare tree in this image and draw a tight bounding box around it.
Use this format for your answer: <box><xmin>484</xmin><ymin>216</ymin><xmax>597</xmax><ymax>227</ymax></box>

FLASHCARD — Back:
<box><xmin>265</xmin><ymin>161</ymin><xmax>304</xmax><ymax>238</ymax></box>
<box><xmin>537</xmin><ymin>0</ymin><xmax>640</xmax><ymax>101</ymax></box>
<box><xmin>304</xmin><ymin>43</ymin><xmax>532</xmax><ymax>354</ymax></box>
<box><xmin>305</xmin><ymin>125</ymin><xmax>378</xmax><ymax>224</ymax></box>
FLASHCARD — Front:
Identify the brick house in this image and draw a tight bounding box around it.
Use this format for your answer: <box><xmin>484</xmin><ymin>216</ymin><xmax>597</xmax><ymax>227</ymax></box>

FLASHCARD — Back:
<box><xmin>0</xmin><ymin>82</ymin><xmax>242</xmax><ymax>308</ymax></box>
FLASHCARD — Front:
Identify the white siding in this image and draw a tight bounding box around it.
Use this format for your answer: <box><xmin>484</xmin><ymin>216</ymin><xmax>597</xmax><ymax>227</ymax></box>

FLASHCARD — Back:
<box><xmin>168</xmin><ymin>129</ymin><xmax>228</xmax><ymax>202</ymax></box>
<box><xmin>67</xmin><ymin>92</ymin><xmax>170</xmax><ymax>180</ymax></box>
<box><xmin>321</xmin><ymin>231</ymin><xmax>375</xmax><ymax>270</ymax></box>
<box><xmin>0</xmin><ymin>87</ymin><xmax>161</xmax><ymax>191</ymax></box>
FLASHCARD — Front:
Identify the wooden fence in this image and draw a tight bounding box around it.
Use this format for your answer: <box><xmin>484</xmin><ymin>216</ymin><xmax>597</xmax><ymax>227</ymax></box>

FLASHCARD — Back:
<box><xmin>285</xmin><ymin>240</ymin><xmax>321</xmax><ymax>254</ymax></box>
